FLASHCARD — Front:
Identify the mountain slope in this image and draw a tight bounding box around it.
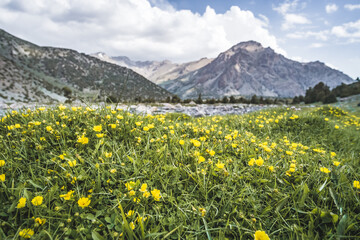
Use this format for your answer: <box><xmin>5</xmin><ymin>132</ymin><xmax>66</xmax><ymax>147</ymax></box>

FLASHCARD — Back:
<box><xmin>92</xmin><ymin>53</ymin><xmax>213</xmax><ymax>84</ymax></box>
<box><xmin>160</xmin><ymin>41</ymin><xmax>354</xmax><ymax>99</ymax></box>
<box><xmin>0</xmin><ymin>29</ymin><xmax>172</xmax><ymax>103</ymax></box>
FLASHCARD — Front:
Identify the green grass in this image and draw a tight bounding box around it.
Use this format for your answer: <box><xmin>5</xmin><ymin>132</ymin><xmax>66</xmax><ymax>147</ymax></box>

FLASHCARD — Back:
<box><xmin>0</xmin><ymin>105</ymin><xmax>360</xmax><ymax>239</ymax></box>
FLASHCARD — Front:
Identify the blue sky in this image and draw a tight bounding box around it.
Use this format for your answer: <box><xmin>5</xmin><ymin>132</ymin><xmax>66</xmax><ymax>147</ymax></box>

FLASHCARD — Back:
<box><xmin>0</xmin><ymin>0</ymin><xmax>359</xmax><ymax>78</ymax></box>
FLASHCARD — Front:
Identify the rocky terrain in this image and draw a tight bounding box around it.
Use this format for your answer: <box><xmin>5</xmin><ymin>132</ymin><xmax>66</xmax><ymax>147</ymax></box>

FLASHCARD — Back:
<box><xmin>92</xmin><ymin>53</ymin><xmax>213</xmax><ymax>84</ymax></box>
<box><xmin>160</xmin><ymin>41</ymin><xmax>354</xmax><ymax>99</ymax></box>
<box><xmin>0</xmin><ymin>29</ymin><xmax>172</xmax><ymax>103</ymax></box>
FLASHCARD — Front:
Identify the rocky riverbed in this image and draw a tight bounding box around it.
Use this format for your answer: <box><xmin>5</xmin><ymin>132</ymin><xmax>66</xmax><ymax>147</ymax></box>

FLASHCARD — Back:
<box><xmin>0</xmin><ymin>102</ymin><xmax>277</xmax><ymax>117</ymax></box>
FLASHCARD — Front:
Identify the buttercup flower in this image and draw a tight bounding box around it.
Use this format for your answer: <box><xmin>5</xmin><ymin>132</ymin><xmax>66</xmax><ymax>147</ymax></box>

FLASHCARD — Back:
<box><xmin>0</xmin><ymin>174</ymin><xmax>5</xmax><ymax>182</ymax></box>
<box><xmin>19</xmin><ymin>228</ymin><xmax>34</xmax><ymax>238</ymax></box>
<box><xmin>254</xmin><ymin>230</ymin><xmax>270</xmax><ymax>240</ymax></box>
<box><xmin>16</xmin><ymin>197</ymin><xmax>27</xmax><ymax>208</ymax></box>
<box><xmin>78</xmin><ymin>197</ymin><xmax>91</xmax><ymax>208</ymax></box>
<box><xmin>31</xmin><ymin>196</ymin><xmax>43</xmax><ymax>206</ymax></box>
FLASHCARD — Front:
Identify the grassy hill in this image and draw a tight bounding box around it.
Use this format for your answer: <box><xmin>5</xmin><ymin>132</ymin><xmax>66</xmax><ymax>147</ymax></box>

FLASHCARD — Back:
<box><xmin>0</xmin><ymin>105</ymin><xmax>360</xmax><ymax>239</ymax></box>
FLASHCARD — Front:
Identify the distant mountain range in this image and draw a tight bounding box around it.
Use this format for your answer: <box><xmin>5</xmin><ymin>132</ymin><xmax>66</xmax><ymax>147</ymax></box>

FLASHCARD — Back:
<box><xmin>92</xmin><ymin>53</ymin><xmax>213</xmax><ymax>84</ymax></box>
<box><xmin>0</xmin><ymin>28</ymin><xmax>354</xmax><ymax>103</ymax></box>
<box><xmin>0</xmin><ymin>29</ymin><xmax>172</xmax><ymax>103</ymax></box>
<box><xmin>95</xmin><ymin>41</ymin><xmax>354</xmax><ymax>99</ymax></box>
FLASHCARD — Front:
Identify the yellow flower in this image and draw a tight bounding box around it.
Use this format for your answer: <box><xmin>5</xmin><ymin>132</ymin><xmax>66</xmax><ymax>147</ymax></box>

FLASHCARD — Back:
<box><xmin>143</xmin><ymin>191</ymin><xmax>151</xmax><ymax>198</ymax></box>
<box><xmin>31</xmin><ymin>196</ymin><xmax>43</xmax><ymax>206</ymax></box>
<box><xmin>93</xmin><ymin>125</ymin><xmax>102</xmax><ymax>132</ymax></box>
<box><xmin>96</xmin><ymin>133</ymin><xmax>104</xmax><ymax>138</ymax></box>
<box><xmin>0</xmin><ymin>160</ymin><xmax>5</xmax><ymax>167</ymax></box>
<box><xmin>198</xmin><ymin>156</ymin><xmax>205</xmax><ymax>164</ymax></box>
<box><xmin>104</xmin><ymin>152</ymin><xmax>112</xmax><ymax>158</ymax></box>
<box><xmin>129</xmin><ymin>190</ymin><xmax>136</xmax><ymax>196</ymax></box>
<box><xmin>191</xmin><ymin>139</ymin><xmax>201</xmax><ymax>147</ymax></box>
<box><xmin>129</xmin><ymin>221</ymin><xmax>135</xmax><ymax>230</ymax></box>
<box><xmin>34</xmin><ymin>217</ymin><xmax>46</xmax><ymax>225</ymax></box>
<box><xmin>209</xmin><ymin>150</ymin><xmax>215</xmax><ymax>156</ymax></box>
<box><xmin>151</xmin><ymin>189</ymin><xmax>161</xmax><ymax>201</ymax></box>
<box><xmin>324</xmin><ymin>118</ymin><xmax>329</xmax><ymax>121</ymax></box>
<box><xmin>353</xmin><ymin>181</ymin><xmax>360</xmax><ymax>189</ymax></box>
<box><xmin>254</xmin><ymin>230</ymin><xmax>270</xmax><ymax>240</ymax></box>
<box><xmin>78</xmin><ymin>197</ymin><xmax>91</xmax><ymax>208</ymax></box>
<box><xmin>77</xmin><ymin>135</ymin><xmax>89</xmax><ymax>144</ymax></box>
<box><xmin>140</xmin><ymin>183</ymin><xmax>148</xmax><ymax>192</ymax></box>
<box><xmin>46</xmin><ymin>126</ymin><xmax>53</xmax><ymax>132</ymax></box>
<box><xmin>143</xmin><ymin>126</ymin><xmax>149</xmax><ymax>131</ymax></box>
<box><xmin>179</xmin><ymin>140</ymin><xmax>185</xmax><ymax>145</ymax></box>
<box><xmin>126</xmin><ymin>210</ymin><xmax>135</xmax><ymax>217</ymax></box>
<box><xmin>68</xmin><ymin>160</ymin><xmax>77</xmax><ymax>167</ymax></box>
<box><xmin>60</xmin><ymin>190</ymin><xmax>75</xmax><ymax>200</ymax></box>
<box><xmin>135</xmin><ymin>122</ymin><xmax>142</xmax><ymax>126</ymax></box>
<box><xmin>125</xmin><ymin>181</ymin><xmax>136</xmax><ymax>191</ymax></box>
<box><xmin>199</xmin><ymin>208</ymin><xmax>206</xmax><ymax>217</ymax></box>
<box><xmin>335</xmin><ymin>125</ymin><xmax>339</xmax><ymax>129</ymax></box>
<box><xmin>110</xmin><ymin>169</ymin><xmax>117</xmax><ymax>174</ymax></box>
<box><xmin>16</xmin><ymin>197</ymin><xmax>27</xmax><ymax>208</ymax></box>
<box><xmin>330</xmin><ymin>152</ymin><xmax>336</xmax><ymax>157</ymax></box>
<box><xmin>255</xmin><ymin>158</ymin><xmax>264</xmax><ymax>166</ymax></box>
<box><xmin>285</xmin><ymin>151</ymin><xmax>293</xmax><ymax>156</ymax></box>
<box><xmin>0</xmin><ymin>174</ymin><xmax>5</xmax><ymax>182</ymax></box>
<box><xmin>58</xmin><ymin>104</ymin><xmax>67</xmax><ymax>111</ymax></box>
<box><xmin>248</xmin><ymin>158</ymin><xmax>255</xmax><ymax>166</ymax></box>
<box><xmin>320</xmin><ymin>167</ymin><xmax>331</xmax><ymax>173</ymax></box>
<box><xmin>333</xmin><ymin>161</ymin><xmax>340</xmax><ymax>167</ymax></box>
<box><xmin>215</xmin><ymin>162</ymin><xmax>225</xmax><ymax>169</ymax></box>
<box><xmin>268</xmin><ymin>166</ymin><xmax>274</xmax><ymax>172</ymax></box>
<box><xmin>19</xmin><ymin>228</ymin><xmax>34</xmax><ymax>239</ymax></box>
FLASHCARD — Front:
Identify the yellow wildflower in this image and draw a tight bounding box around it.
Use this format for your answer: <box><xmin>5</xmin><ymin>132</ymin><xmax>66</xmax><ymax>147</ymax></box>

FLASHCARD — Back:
<box><xmin>199</xmin><ymin>208</ymin><xmax>206</xmax><ymax>217</ymax></box>
<box><xmin>34</xmin><ymin>217</ymin><xmax>46</xmax><ymax>225</ymax></box>
<box><xmin>248</xmin><ymin>158</ymin><xmax>255</xmax><ymax>166</ymax></box>
<box><xmin>93</xmin><ymin>125</ymin><xmax>102</xmax><ymax>132</ymax></box>
<box><xmin>96</xmin><ymin>133</ymin><xmax>104</xmax><ymax>138</ymax></box>
<box><xmin>268</xmin><ymin>166</ymin><xmax>274</xmax><ymax>172</ymax></box>
<box><xmin>126</xmin><ymin>210</ymin><xmax>135</xmax><ymax>217</ymax></box>
<box><xmin>78</xmin><ymin>197</ymin><xmax>91</xmax><ymax>208</ymax></box>
<box><xmin>215</xmin><ymin>162</ymin><xmax>225</xmax><ymax>169</ymax></box>
<box><xmin>110</xmin><ymin>169</ymin><xmax>117</xmax><ymax>174</ymax></box>
<box><xmin>198</xmin><ymin>156</ymin><xmax>205</xmax><ymax>164</ymax></box>
<box><xmin>77</xmin><ymin>135</ymin><xmax>89</xmax><ymax>144</ymax></box>
<box><xmin>68</xmin><ymin>160</ymin><xmax>76</xmax><ymax>167</ymax></box>
<box><xmin>16</xmin><ymin>197</ymin><xmax>27</xmax><ymax>208</ymax></box>
<box><xmin>31</xmin><ymin>196</ymin><xmax>43</xmax><ymax>206</ymax></box>
<box><xmin>255</xmin><ymin>158</ymin><xmax>264</xmax><ymax>166</ymax></box>
<box><xmin>140</xmin><ymin>183</ymin><xmax>148</xmax><ymax>192</ymax></box>
<box><xmin>129</xmin><ymin>221</ymin><xmax>135</xmax><ymax>230</ymax></box>
<box><xmin>60</xmin><ymin>190</ymin><xmax>75</xmax><ymax>200</ymax></box>
<box><xmin>19</xmin><ymin>229</ymin><xmax>34</xmax><ymax>239</ymax></box>
<box><xmin>0</xmin><ymin>160</ymin><xmax>5</xmax><ymax>167</ymax></box>
<box><xmin>151</xmin><ymin>189</ymin><xmax>161</xmax><ymax>201</ymax></box>
<box><xmin>179</xmin><ymin>139</ymin><xmax>185</xmax><ymax>145</ymax></box>
<box><xmin>353</xmin><ymin>181</ymin><xmax>360</xmax><ymax>189</ymax></box>
<box><xmin>333</xmin><ymin>161</ymin><xmax>340</xmax><ymax>167</ymax></box>
<box><xmin>254</xmin><ymin>230</ymin><xmax>270</xmax><ymax>240</ymax></box>
<box><xmin>320</xmin><ymin>167</ymin><xmax>331</xmax><ymax>173</ymax></box>
<box><xmin>0</xmin><ymin>174</ymin><xmax>5</xmax><ymax>182</ymax></box>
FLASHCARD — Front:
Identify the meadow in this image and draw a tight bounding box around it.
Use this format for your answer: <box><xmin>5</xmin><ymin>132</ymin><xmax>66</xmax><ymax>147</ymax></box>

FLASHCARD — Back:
<box><xmin>0</xmin><ymin>104</ymin><xmax>360</xmax><ymax>239</ymax></box>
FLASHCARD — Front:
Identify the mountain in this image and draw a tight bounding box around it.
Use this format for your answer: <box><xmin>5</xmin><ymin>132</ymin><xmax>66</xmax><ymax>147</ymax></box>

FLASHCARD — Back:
<box><xmin>92</xmin><ymin>52</ymin><xmax>213</xmax><ymax>84</ymax></box>
<box><xmin>0</xmin><ymin>29</ymin><xmax>172</xmax><ymax>103</ymax></box>
<box><xmin>159</xmin><ymin>41</ymin><xmax>354</xmax><ymax>99</ymax></box>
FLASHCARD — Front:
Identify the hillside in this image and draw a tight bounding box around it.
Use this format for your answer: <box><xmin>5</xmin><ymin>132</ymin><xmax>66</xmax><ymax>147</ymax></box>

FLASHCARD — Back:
<box><xmin>0</xmin><ymin>29</ymin><xmax>172</xmax><ymax>103</ymax></box>
<box><xmin>160</xmin><ymin>41</ymin><xmax>354</xmax><ymax>99</ymax></box>
<box><xmin>92</xmin><ymin>53</ymin><xmax>213</xmax><ymax>84</ymax></box>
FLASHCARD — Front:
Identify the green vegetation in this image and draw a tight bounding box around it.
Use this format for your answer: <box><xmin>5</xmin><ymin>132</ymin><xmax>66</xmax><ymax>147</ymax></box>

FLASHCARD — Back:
<box><xmin>1</xmin><ymin>105</ymin><xmax>360</xmax><ymax>239</ymax></box>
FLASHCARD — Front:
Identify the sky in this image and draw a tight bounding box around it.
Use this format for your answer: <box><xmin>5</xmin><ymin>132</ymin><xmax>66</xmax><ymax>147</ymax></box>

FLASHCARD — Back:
<box><xmin>0</xmin><ymin>0</ymin><xmax>359</xmax><ymax>79</ymax></box>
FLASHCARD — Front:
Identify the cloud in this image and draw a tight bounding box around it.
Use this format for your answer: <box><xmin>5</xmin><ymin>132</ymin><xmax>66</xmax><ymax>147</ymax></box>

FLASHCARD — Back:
<box><xmin>0</xmin><ymin>0</ymin><xmax>285</xmax><ymax>62</ymax></box>
<box><xmin>273</xmin><ymin>0</ymin><xmax>311</xmax><ymax>30</ymax></box>
<box><xmin>331</xmin><ymin>19</ymin><xmax>360</xmax><ymax>42</ymax></box>
<box><xmin>325</xmin><ymin>4</ymin><xmax>338</xmax><ymax>14</ymax></box>
<box><xmin>344</xmin><ymin>4</ymin><xmax>360</xmax><ymax>11</ymax></box>
<box><xmin>309</xmin><ymin>43</ymin><xmax>324</xmax><ymax>48</ymax></box>
<box><xmin>286</xmin><ymin>30</ymin><xmax>329</xmax><ymax>41</ymax></box>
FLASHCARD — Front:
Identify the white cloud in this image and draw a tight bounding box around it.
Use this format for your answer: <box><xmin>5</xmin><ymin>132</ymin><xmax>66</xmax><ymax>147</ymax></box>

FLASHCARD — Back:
<box><xmin>325</xmin><ymin>4</ymin><xmax>338</xmax><ymax>14</ymax></box>
<box><xmin>286</xmin><ymin>30</ymin><xmax>329</xmax><ymax>41</ymax></box>
<box><xmin>273</xmin><ymin>0</ymin><xmax>311</xmax><ymax>30</ymax></box>
<box><xmin>344</xmin><ymin>4</ymin><xmax>360</xmax><ymax>11</ymax></box>
<box><xmin>309</xmin><ymin>43</ymin><xmax>324</xmax><ymax>48</ymax></box>
<box><xmin>0</xmin><ymin>0</ymin><xmax>285</xmax><ymax>62</ymax></box>
<box><xmin>331</xmin><ymin>19</ymin><xmax>360</xmax><ymax>41</ymax></box>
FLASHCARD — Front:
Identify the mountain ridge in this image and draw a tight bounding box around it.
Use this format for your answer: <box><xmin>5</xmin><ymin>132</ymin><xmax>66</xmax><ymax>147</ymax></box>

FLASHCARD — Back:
<box><xmin>0</xmin><ymin>28</ymin><xmax>172</xmax><ymax>103</ymax></box>
<box><xmin>159</xmin><ymin>41</ymin><xmax>354</xmax><ymax>99</ymax></box>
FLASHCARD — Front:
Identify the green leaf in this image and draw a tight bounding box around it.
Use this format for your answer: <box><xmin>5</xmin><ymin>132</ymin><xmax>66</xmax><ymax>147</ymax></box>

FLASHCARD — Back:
<box><xmin>319</xmin><ymin>179</ymin><xmax>328</xmax><ymax>192</ymax></box>
<box><xmin>92</xmin><ymin>231</ymin><xmax>105</xmax><ymax>240</ymax></box>
<box><xmin>336</xmin><ymin>214</ymin><xmax>348</xmax><ymax>239</ymax></box>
